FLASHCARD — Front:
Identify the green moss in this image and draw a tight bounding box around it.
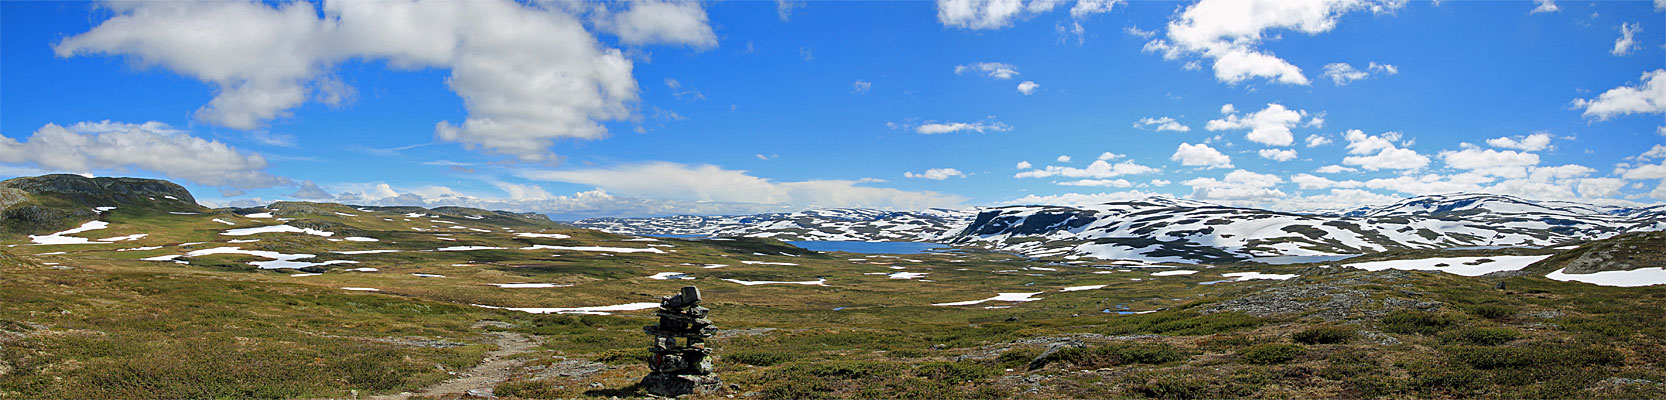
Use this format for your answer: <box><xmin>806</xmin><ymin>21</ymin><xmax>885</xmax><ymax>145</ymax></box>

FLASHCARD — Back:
<box><xmin>1380</xmin><ymin>310</ymin><xmax>1459</xmax><ymax>335</ymax></box>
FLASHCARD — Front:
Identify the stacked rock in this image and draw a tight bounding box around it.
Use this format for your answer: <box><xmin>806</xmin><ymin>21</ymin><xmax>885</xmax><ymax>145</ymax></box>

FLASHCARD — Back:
<box><xmin>641</xmin><ymin>286</ymin><xmax>721</xmax><ymax>397</ymax></box>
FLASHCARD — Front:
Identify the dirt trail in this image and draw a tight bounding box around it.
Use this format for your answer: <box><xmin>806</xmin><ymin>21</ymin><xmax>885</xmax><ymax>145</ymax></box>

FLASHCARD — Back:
<box><xmin>371</xmin><ymin>323</ymin><xmax>539</xmax><ymax>400</ymax></box>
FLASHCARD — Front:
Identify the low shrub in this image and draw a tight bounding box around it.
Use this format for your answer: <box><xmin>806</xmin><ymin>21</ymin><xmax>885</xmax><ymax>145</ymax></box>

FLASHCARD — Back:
<box><xmin>1381</xmin><ymin>310</ymin><xmax>1458</xmax><ymax>335</ymax></box>
<box><xmin>1440</xmin><ymin>327</ymin><xmax>1522</xmax><ymax>346</ymax></box>
<box><xmin>1044</xmin><ymin>343</ymin><xmax>1189</xmax><ymax>369</ymax></box>
<box><xmin>1238</xmin><ymin>343</ymin><xmax>1304</xmax><ymax>365</ymax></box>
<box><xmin>1293</xmin><ymin>326</ymin><xmax>1355</xmax><ymax>345</ymax></box>
<box><xmin>1468</xmin><ymin>304</ymin><xmax>1516</xmax><ymax>319</ymax></box>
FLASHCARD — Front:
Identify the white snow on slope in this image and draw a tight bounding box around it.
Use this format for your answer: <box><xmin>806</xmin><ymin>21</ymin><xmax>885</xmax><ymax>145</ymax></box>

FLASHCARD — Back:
<box><xmin>222</xmin><ymin>225</ymin><xmax>334</xmax><ymax>237</ymax></box>
<box><xmin>29</xmin><ymin>221</ymin><xmax>111</xmax><ymax>245</ymax></box>
<box><xmin>722</xmin><ymin>278</ymin><xmax>827</xmax><ymax>286</ymax></box>
<box><xmin>1342</xmin><ymin>255</ymin><xmax>1550</xmax><ymax>277</ymax></box>
<box><xmin>524</xmin><ymin>245</ymin><xmax>665</xmax><ymax>253</ymax></box>
<box><xmin>475</xmin><ymin>302</ymin><xmax>661</xmax><ymax>315</ymax></box>
<box><xmin>1546</xmin><ymin>268</ymin><xmax>1666</xmax><ymax>287</ymax></box>
<box><xmin>933</xmin><ymin>292</ymin><xmax>1043</xmax><ymax>306</ymax></box>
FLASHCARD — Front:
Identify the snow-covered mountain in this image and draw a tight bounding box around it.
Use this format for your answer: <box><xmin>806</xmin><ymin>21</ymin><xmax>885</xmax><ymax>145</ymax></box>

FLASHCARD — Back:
<box><xmin>574</xmin><ymin>194</ymin><xmax>1666</xmax><ymax>264</ymax></box>
<box><xmin>952</xmin><ymin>194</ymin><xmax>1666</xmax><ymax>263</ymax></box>
<box><xmin>572</xmin><ymin>208</ymin><xmax>976</xmax><ymax>242</ymax></box>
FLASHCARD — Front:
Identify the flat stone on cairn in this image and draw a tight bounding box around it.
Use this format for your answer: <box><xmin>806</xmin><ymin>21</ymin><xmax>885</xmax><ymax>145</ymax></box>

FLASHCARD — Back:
<box><xmin>641</xmin><ymin>286</ymin><xmax>722</xmax><ymax>397</ymax></box>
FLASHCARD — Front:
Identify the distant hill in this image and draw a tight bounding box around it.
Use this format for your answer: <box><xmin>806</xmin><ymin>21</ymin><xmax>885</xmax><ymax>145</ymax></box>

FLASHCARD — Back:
<box><xmin>573</xmin><ymin>208</ymin><xmax>975</xmax><ymax>242</ymax></box>
<box><xmin>578</xmin><ymin>193</ymin><xmax>1666</xmax><ymax>264</ymax></box>
<box><xmin>0</xmin><ymin>174</ymin><xmax>205</xmax><ymax>236</ymax></box>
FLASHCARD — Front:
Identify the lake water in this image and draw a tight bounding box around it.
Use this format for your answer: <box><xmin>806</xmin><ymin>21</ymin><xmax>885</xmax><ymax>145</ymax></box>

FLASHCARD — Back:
<box><xmin>786</xmin><ymin>241</ymin><xmax>949</xmax><ymax>254</ymax></box>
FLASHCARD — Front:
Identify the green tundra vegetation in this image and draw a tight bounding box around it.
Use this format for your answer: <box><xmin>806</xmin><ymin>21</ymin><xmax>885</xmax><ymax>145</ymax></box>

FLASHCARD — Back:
<box><xmin>1</xmin><ymin>182</ymin><xmax>1663</xmax><ymax>399</ymax></box>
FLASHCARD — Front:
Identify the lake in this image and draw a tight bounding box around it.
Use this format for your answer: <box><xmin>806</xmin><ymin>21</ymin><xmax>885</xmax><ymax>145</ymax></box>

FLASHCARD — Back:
<box><xmin>786</xmin><ymin>241</ymin><xmax>950</xmax><ymax>254</ymax></box>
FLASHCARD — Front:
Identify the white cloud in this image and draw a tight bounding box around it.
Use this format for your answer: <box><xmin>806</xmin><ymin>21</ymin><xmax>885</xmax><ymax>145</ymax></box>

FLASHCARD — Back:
<box><xmin>915</xmin><ymin>120</ymin><xmax>1013</xmax><ymax>134</ymax></box>
<box><xmin>1485</xmin><ymin>132</ymin><xmax>1553</xmax><ymax>152</ymax></box>
<box><xmin>1135</xmin><ymin>116</ymin><xmax>1191</xmax><ymax>132</ymax></box>
<box><xmin>0</xmin><ymin>121</ymin><xmax>283</xmax><ymax>188</ymax></box>
<box><xmin>1638</xmin><ymin>144</ymin><xmax>1666</xmax><ymax>160</ymax></box>
<box><xmin>591</xmin><ymin>0</ymin><xmax>718</xmax><ymax>49</ymax></box>
<box><xmin>1206</xmin><ymin>103</ymin><xmax>1317</xmax><ymax>146</ymax></box>
<box><xmin>1291</xmin><ymin>173</ymin><xmax>1362</xmax><ymax>190</ymax></box>
<box><xmin>1056</xmin><ymin>155</ymin><xmax>1073</xmax><ymax>162</ymax></box>
<box><xmin>853</xmin><ymin>80</ymin><xmax>873</xmax><ymax>94</ymax></box>
<box><xmin>1314</xmin><ymin>164</ymin><xmax>1356</xmax><ymax>174</ymax></box>
<box><xmin>1258</xmin><ymin>148</ymin><xmax>1298</xmax><ymax>161</ymax></box>
<box><xmin>937</xmin><ymin>0</ymin><xmax>1033</xmax><ymax>30</ymax></box>
<box><xmin>1058</xmin><ymin>179</ymin><xmax>1133</xmax><ymax>187</ymax></box>
<box><xmin>1016</xmin><ymin>161</ymin><xmax>1034</xmax><ymax>169</ymax></box>
<box><xmin>1613</xmin><ymin>22</ymin><xmax>1641</xmax><ymax>56</ymax></box>
<box><xmin>1305</xmin><ymin>134</ymin><xmax>1332</xmax><ymax>148</ymax></box>
<box><xmin>1618</xmin><ymin>162</ymin><xmax>1666</xmax><ymax>180</ymax></box>
<box><xmin>1368</xmin><ymin>61</ymin><xmax>1397</xmax><ymax>75</ymax></box>
<box><xmin>1097</xmin><ymin>152</ymin><xmax>1124</xmax><ymax>161</ymax></box>
<box><xmin>1184</xmin><ymin>169</ymin><xmax>1285</xmax><ymax>201</ymax></box>
<box><xmin>1321</xmin><ymin>61</ymin><xmax>1396</xmax><ymax>85</ymax></box>
<box><xmin>1574</xmin><ymin>69</ymin><xmax>1666</xmax><ymax>120</ymax></box>
<box><xmin>1151</xmin><ymin>179</ymin><xmax>1171</xmax><ymax>186</ymax></box>
<box><xmin>955</xmin><ymin>61</ymin><xmax>1020</xmax><ymax>79</ymax></box>
<box><xmin>776</xmin><ymin>0</ymin><xmax>801</xmax><ymax>21</ymax></box>
<box><xmin>1171</xmin><ymin>142</ymin><xmax>1233</xmax><ymax>169</ymax></box>
<box><xmin>52</xmin><ymin>0</ymin><xmax>702</xmax><ymax>161</ymax></box>
<box><xmin>936</xmin><ymin>0</ymin><xmax>1115</xmax><ymax>30</ymax></box>
<box><xmin>1145</xmin><ymin>0</ymin><xmax>1396</xmax><ymax>85</ymax></box>
<box><xmin>1531</xmin><ymin>0</ymin><xmax>1559</xmax><ymax>14</ymax></box>
<box><xmin>905</xmin><ymin>168</ymin><xmax>967</xmax><ymax>180</ymax></box>
<box><xmin>518</xmin><ymin>161</ymin><xmax>965</xmax><ymax>210</ymax></box>
<box><xmin>1341</xmin><ymin>129</ymin><xmax>1429</xmax><ymax>170</ymax></box>
<box><xmin>1441</xmin><ymin>145</ymin><xmax>1541</xmax><ymax>178</ymax></box>
<box><xmin>1124</xmin><ymin>26</ymin><xmax>1156</xmax><ymax>38</ymax></box>
<box><xmin>1015</xmin><ymin>159</ymin><xmax>1161</xmax><ymax>179</ymax></box>
<box><xmin>1017</xmin><ymin>80</ymin><xmax>1040</xmax><ymax>95</ymax></box>
<box><xmin>1577</xmin><ymin>178</ymin><xmax>1625</xmax><ymax>198</ymax></box>
<box><xmin>1003</xmin><ymin>190</ymin><xmax>1170</xmax><ymax>206</ymax></box>
<box><xmin>1321</xmin><ymin>63</ymin><xmax>1368</xmax><ymax>85</ymax></box>
<box><xmin>1069</xmin><ymin>0</ymin><xmax>1122</xmax><ymax>18</ymax></box>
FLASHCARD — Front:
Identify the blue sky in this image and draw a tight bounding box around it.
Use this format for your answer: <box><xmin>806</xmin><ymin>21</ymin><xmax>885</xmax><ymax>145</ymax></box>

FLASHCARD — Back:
<box><xmin>2</xmin><ymin>0</ymin><xmax>1664</xmax><ymax>219</ymax></box>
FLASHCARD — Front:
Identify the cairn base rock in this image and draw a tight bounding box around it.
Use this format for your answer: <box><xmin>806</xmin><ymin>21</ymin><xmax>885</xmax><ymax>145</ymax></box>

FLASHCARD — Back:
<box><xmin>641</xmin><ymin>373</ymin><xmax>722</xmax><ymax>397</ymax></box>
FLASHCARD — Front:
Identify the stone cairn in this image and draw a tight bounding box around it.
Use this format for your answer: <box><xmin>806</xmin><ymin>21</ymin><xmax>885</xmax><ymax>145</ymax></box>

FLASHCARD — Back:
<box><xmin>641</xmin><ymin>286</ymin><xmax>721</xmax><ymax>397</ymax></box>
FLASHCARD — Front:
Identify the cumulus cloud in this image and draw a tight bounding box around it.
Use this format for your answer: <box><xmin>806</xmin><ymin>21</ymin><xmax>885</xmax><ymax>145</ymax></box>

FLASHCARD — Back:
<box><xmin>53</xmin><ymin>0</ymin><xmax>717</xmax><ymax>161</ymax></box>
<box><xmin>1486</xmin><ymin>132</ymin><xmax>1553</xmax><ymax>152</ymax></box>
<box><xmin>852</xmin><ymin>80</ymin><xmax>873</xmax><ymax>94</ymax></box>
<box><xmin>1206</xmin><ymin>103</ymin><xmax>1318</xmax><ymax>146</ymax></box>
<box><xmin>0</xmin><ymin>121</ymin><xmax>284</xmax><ymax>188</ymax></box>
<box><xmin>1056</xmin><ymin>155</ymin><xmax>1073</xmax><ymax>163</ymax></box>
<box><xmin>1305</xmin><ymin>134</ymin><xmax>1332</xmax><ymax>148</ymax></box>
<box><xmin>591</xmin><ymin>0</ymin><xmax>718</xmax><ymax>48</ymax></box>
<box><xmin>1142</xmin><ymin>0</ymin><xmax>1398</xmax><ymax>85</ymax></box>
<box><xmin>915</xmin><ymin>120</ymin><xmax>1013</xmax><ymax>134</ymax></box>
<box><xmin>1258</xmin><ymin>148</ymin><xmax>1298</xmax><ymax>162</ymax></box>
<box><xmin>1135</xmin><ymin>116</ymin><xmax>1191</xmax><ymax>132</ymax></box>
<box><xmin>1314</xmin><ymin>164</ymin><xmax>1356</xmax><ymax>174</ymax></box>
<box><xmin>1003</xmin><ymin>190</ymin><xmax>1170</xmax><ymax>206</ymax></box>
<box><xmin>1184</xmin><ymin>169</ymin><xmax>1285</xmax><ymax>201</ymax></box>
<box><xmin>1574</xmin><ymin>69</ymin><xmax>1666</xmax><ymax>121</ymax></box>
<box><xmin>1015</xmin><ymin>159</ymin><xmax>1161</xmax><ymax>179</ymax></box>
<box><xmin>1341</xmin><ymin>129</ymin><xmax>1428</xmax><ymax>170</ymax></box>
<box><xmin>1321</xmin><ymin>61</ymin><xmax>1396</xmax><ymax>85</ymax></box>
<box><xmin>1578</xmin><ymin>178</ymin><xmax>1626</xmax><ymax>198</ymax></box>
<box><xmin>1016</xmin><ymin>161</ymin><xmax>1034</xmax><ymax>169</ymax></box>
<box><xmin>517</xmin><ymin>161</ymin><xmax>965</xmax><ymax>210</ymax></box>
<box><xmin>1017</xmin><ymin>80</ymin><xmax>1040</xmax><ymax>95</ymax></box>
<box><xmin>1531</xmin><ymin>0</ymin><xmax>1559</xmax><ymax>14</ymax></box>
<box><xmin>1171</xmin><ymin>142</ymin><xmax>1233</xmax><ymax>169</ymax></box>
<box><xmin>905</xmin><ymin>168</ymin><xmax>967</xmax><ymax>180</ymax></box>
<box><xmin>290</xmin><ymin>180</ymin><xmax>332</xmax><ymax>199</ymax></box>
<box><xmin>1613</xmin><ymin>22</ymin><xmax>1641</xmax><ymax>56</ymax></box>
<box><xmin>1440</xmin><ymin>144</ymin><xmax>1541</xmax><ymax>178</ymax></box>
<box><xmin>955</xmin><ymin>61</ymin><xmax>1020</xmax><ymax>79</ymax></box>
<box><xmin>937</xmin><ymin>0</ymin><xmax>1117</xmax><ymax>31</ymax></box>
<box><xmin>1058</xmin><ymin>179</ymin><xmax>1133</xmax><ymax>187</ymax></box>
